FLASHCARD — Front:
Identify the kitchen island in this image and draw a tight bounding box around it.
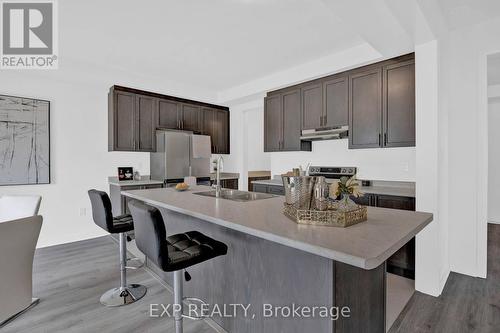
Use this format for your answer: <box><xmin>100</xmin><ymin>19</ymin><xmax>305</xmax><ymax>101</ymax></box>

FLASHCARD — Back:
<box><xmin>122</xmin><ymin>186</ymin><xmax>432</xmax><ymax>333</ymax></box>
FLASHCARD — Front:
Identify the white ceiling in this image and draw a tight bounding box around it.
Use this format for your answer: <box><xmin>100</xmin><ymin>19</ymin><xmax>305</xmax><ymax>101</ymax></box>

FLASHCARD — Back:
<box><xmin>437</xmin><ymin>0</ymin><xmax>500</xmax><ymax>31</ymax></box>
<box><xmin>58</xmin><ymin>0</ymin><xmax>500</xmax><ymax>95</ymax></box>
<box><xmin>60</xmin><ymin>0</ymin><xmax>364</xmax><ymax>91</ymax></box>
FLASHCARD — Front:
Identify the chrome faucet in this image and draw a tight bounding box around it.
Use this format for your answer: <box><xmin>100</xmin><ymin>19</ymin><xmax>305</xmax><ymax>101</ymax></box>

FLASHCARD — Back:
<box><xmin>213</xmin><ymin>156</ymin><xmax>224</xmax><ymax>197</ymax></box>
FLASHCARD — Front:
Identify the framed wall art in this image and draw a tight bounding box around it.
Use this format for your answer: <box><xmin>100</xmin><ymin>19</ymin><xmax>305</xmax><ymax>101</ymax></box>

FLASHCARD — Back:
<box><xmin>0</xmin><ymin>94</ymin><xmax>50</xmax><ymax>185</ymax></box>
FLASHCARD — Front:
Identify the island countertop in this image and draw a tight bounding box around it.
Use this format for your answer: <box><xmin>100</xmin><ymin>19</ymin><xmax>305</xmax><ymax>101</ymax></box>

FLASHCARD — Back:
<box><xmin>121</xmin><ymin>186</ymin><xmax>432</xmax><ymax>269</ymax></box>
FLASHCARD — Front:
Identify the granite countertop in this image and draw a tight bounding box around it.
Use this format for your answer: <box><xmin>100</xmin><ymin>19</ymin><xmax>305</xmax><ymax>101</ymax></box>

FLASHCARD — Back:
<box><xmin>121</xmin><ymin>186</ymin><xmax>432</xmax><ymax>269</ymax></box>
<box><xmin>108</xmin><ymin>176</ymin><xmax>164</xmax><ymax>187</ymax></box>
<box><xmin>210</xmin><ymin>172</ymin><xmax>239</xmax><ymax>181</ymax></box>
<box><xmin>252</xmin><ymin>177</ymin><xmax>416</xmax><ymax>198</ymax></box>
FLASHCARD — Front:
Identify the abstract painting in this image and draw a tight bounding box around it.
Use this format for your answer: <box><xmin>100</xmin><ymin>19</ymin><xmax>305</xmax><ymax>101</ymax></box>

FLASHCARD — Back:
<box><xmin>0</xmin><ymin>95</ymin><xmax>50</xmax><ymax>185</ymax></box>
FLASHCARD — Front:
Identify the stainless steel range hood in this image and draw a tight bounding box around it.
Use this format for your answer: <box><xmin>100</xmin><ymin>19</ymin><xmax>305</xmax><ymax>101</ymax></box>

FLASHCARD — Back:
<box><xmin>300</xmin><ymin>126</ymin><xmax>348</xmax><ymax>141</ymax></box>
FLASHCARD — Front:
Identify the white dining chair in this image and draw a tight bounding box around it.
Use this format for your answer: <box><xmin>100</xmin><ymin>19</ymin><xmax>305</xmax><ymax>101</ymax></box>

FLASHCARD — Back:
<box><xmin>0</xmin><ymin>195</ymin><xmax>42</xmax><ymax>327</ymax></box>
<box><xmin>0</xmin><ymin>195</ymin><xmax>41</xmax><ymax>222</ymax></box>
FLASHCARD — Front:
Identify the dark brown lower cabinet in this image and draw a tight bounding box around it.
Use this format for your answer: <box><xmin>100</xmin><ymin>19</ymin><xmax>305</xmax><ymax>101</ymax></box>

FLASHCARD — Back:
<box><xmin>352</xmin><ymin>193</ymin><xmax>416</xmax><ymax>279</ymax></box>
<box><xmin>247</xmin><ymin>176</ymin><xmax>271</xmax><ymax>192</ymax></box>
<box><xmin>210</xmin><ymin>178</ymin><xmax>238</xmax><ymax>190</ymax></box>
<box><xmin>109</xmin><ymin>183</ymin><xmax>164</xmax><ymax>216</ymax></box>
<box><xmin>252</xmin><ymin>183</ymin><xmax>285</xmax><ymax>196</ymax></box>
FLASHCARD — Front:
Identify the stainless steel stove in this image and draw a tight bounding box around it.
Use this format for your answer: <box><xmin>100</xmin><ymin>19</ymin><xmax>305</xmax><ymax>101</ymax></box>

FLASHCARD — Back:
<box><xmin>308</xmin><ymin>166</ymin><xmax>357</xmax><ymax>179</ymax></box>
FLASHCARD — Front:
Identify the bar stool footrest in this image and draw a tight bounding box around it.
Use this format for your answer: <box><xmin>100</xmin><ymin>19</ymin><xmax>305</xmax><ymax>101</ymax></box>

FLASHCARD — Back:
<box><xmin>182</xmin><ymin>297</ymin><xmax>209</xmax><ymax>320</ymax></box>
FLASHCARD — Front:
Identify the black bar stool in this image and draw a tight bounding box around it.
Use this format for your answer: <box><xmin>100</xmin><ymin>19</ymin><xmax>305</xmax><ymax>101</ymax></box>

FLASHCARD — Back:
<box><xmin>88</xmin><ymin>189</ymin><xmax>147</xmax><ymax>306</ymax></box>
<box><xmin>128</xmin><ymin>200</ymin><xmax>227</xmax><ymax>333</ymax></box>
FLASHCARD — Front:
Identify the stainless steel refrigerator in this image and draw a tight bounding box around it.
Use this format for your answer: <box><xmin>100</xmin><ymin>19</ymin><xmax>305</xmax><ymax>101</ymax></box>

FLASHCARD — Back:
<box><xmin>150</xmin><ymin>130</ymin><xmax>211</xmax><ymax>186</ymax></box>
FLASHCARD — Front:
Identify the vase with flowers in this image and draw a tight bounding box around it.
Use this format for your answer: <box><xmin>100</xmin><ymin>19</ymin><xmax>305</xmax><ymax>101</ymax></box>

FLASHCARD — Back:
<box><xmin>329</xmin><ymin>176</ymin><xmax>363</xmax><ymax>211</ymax></box>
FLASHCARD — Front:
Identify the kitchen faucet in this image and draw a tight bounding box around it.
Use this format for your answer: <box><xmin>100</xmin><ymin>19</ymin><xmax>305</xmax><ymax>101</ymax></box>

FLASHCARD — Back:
<box><xmin>213</xmin><ymin>156</ymin><xmax>224</xmax><ymax>197</ymax></box>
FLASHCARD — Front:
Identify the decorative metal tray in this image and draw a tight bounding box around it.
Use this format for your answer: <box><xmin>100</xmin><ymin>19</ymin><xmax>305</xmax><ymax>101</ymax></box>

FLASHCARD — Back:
<box><xmin>283</xmin><ymin>202</ymin><xmax>367</xmax><ymax>227</ymax></box>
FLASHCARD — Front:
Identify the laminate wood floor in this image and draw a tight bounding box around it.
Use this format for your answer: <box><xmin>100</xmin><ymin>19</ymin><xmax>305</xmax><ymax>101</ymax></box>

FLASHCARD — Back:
<box><xmin>390</xmin><ymin>223</ymin><xmax>500</xmax><ymax>333</ymax></box>
<box><xmin>2</xmin><ymin>236</ymin><xmax>222</xmax><ymax>333</ymax></box>
<box><xmin>3</xmin><ymin>225</ymin><xmax>499</xmax><ymax>333</ymax></box>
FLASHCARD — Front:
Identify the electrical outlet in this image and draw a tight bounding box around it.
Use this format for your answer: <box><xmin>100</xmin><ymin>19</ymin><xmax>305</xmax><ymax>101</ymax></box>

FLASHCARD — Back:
<box><xmin>403</xmin><ymin>162</ymin><xmax>409</xmax><ymax>172</ymax></box>
<box><xmin>79</xmin><ymin>207</ymin><xmax>87</xmax><ymax>216</ymax></box>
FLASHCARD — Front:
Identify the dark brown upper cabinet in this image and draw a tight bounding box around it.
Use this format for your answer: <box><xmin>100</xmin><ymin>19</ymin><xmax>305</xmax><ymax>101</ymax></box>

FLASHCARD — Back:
<box><xmin>265</xmin><ymin>53</ymin><xmax>415</xmax><ymax>152</ymax></box>
<box><xmin>158</xmin><ymin>99</ymin><xmax>179</xmax><ymax>129</ymax></box>
<box><xmin>323</xmin><ymin>76</ymin><xmax>348</xmax><ymax>128</ymax></box>
<box><xmin>109</xmin><ymin>91</ymin><xmax>157</xmax><ymax>152</ymax></box>
<box><xmin>135</xmin><ymin>94</ymin><xmax>157</xmax><ymax>152</ymax></box>
<box><xmin>201</xmin><ymin>108</ymin><xmax>216</xmax><ymax>150</ymax></box>
<box><xmin>301</xmin><ymin>77</ymin><xmax>348</xmax><ymax>130</ymax></box>
<box><xmin>264</xmin><ymin>90</ymin><xmax>311</xmax><ymax>152</ymax></box>
<box><xmin>264</xmin><ymin>95</ymin><xmax>282</xmax><ymax>152</ymax></box>
<box><xmin>201</xmin><ymin>108</ymin><xmax>230</xmax><ymax>154</ymax></box>
<box><xmin>383</xmin><ymin>60</ymin><xmax>415</xmax><ymax>147</ymax></box>
<box><xmin>282</xmin><ymin>90</ymin><xmax>302</xmax><ymax>151</ymax></box>
<box><xmin>301</xmin><ymin>83</ymin><xmax>323</xmax><ymax>130</ymax></box>
<box><xmin>180</xmin><ymin>103</ymin><xmax>201</xmax><ymax>133</ymax></box>
<box><xmin>109</xmin><ymin>85</ymin><xmax>229</xmax><ymax>153</ymax></box>
<box><xmin>349</xmin><ymin>68</ymin><xmax>383</xmax><ymax>149</ymax></box>
<box><xmin>349</xmin><ymin>58</ymin><xmax>415</xmax><ymax>149</ymax></box>
<box><xmin>110</xmin><ymin>90</ymin><xmax>136</xmax><ymax>151</ymax></box>
<box><xmin>214</xmin><ymin>110</ymin><xmax>230</xmax><ymax>154</ymax></box>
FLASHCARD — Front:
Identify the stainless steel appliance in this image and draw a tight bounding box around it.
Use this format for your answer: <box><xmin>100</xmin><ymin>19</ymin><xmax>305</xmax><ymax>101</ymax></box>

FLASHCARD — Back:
<box><xmin>151</xmin><ymin>130</ymin><xmax>211</xmax><ymax>186</ymax></box>
<box><xmin>307</xmin><ymin>166</ymin><xmax>357</xmax><ymax>180</ymax></box>
<box><xmin>300</xmin><ymin>126</ymin><xmax>349</xmax><ymax>141</ymax></box>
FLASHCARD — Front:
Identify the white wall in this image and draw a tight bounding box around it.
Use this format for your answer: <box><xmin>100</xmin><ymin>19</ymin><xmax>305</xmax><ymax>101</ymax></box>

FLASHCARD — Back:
<box><xmin>488</xmin><ymin>98</ymin><xmax>500</xmax><ymax>224</ymax></box>
<box><xmin>269</xmin><ymin>142</ymin><xmax>415</xmax><ymax>181</ymax></box>
<box><xmin>0</xmin><ymin>67</ymin><xmax>216</xmax><ymax>248</ymax></box>
<box><xmin>244</xmin><ymin>108</ymin><xmax>270</xmax><ymax>172</ymax></box>
<box><xmin>444</xmin><ymin>17</ymin><xmax>500</xmax><ymax>278</ymax></box>
<box><xmin>414</xmin><ymin>40</ymin><xmax>449</xmax><ymax>296</ymax></box>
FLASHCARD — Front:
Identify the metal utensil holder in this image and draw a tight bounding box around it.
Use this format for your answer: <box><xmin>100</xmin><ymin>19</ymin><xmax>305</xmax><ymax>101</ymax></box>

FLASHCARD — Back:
<box><xmin>282</xmin><ymin>176</ymin><xmax>318</xmax><ymax>210</ymax></box>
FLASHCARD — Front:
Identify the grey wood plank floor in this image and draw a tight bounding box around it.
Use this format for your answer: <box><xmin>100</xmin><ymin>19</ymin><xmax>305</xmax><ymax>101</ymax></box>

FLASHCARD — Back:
<box><xmin>3</xmin><ymin>225</ymin><xmax>499</xmax><ymax>333</ymax></box>
<box><xmin>2</xmin><ymin>236</ymin><xmax>221</xmax><ymax>333</ymax></box>
<box><xmin>390</xmin><ymin>223</ymin><xmax>500</xmax><ymax>333</ymax></box>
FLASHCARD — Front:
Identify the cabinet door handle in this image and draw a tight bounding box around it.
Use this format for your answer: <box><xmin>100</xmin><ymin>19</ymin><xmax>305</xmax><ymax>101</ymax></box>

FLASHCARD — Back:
<box><xmin>384</xmin><ymin>133</ymin><xmax>387</xmax><ymax>146</ymax></box>
<box><xmin>378</xmin><ymin>133</ymin><xmax>381</xmax><ymax>146</ymax></box>
<box><xmin>323</xmin><ymin>115</ymin><xmax>327</xmax><ymax>126</ymax></box>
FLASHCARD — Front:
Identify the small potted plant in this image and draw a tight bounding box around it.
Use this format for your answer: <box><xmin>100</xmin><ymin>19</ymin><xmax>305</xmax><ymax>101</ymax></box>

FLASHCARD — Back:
<box><xmin>329</xmin><ymin>176</ymin><xmax>362</xmax><ymax>210</ymax></box>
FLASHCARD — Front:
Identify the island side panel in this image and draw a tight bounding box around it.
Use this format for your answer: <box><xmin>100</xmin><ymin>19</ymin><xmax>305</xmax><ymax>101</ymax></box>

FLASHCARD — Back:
<box><xmin>148</xmin><ymin>208</ymin><xmax>334</xmax><ymax>333</ymax></box>
<box><xmin>334</xmin><ymin>261</ymin><xmax>386</xmax><ymax>333</ymax></box>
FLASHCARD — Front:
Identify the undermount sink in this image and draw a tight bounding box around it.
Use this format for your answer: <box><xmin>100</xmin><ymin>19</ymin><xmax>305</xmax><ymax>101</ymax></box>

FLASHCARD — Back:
<box><xmin>193</xmin><ymin>189</ymin><xmax>276</xmax><ymax>202</ymax></box>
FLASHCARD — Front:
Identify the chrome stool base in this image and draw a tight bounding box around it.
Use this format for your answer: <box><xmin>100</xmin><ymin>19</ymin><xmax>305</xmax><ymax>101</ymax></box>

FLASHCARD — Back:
<box><xmin>100</xmin><ymin>284</ymin><xmax>147</xmax><ymax>307</ymax></box>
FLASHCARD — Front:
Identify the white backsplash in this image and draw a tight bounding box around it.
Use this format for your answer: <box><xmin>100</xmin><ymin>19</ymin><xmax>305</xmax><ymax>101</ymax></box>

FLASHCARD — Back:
<box><xmin>270</xmin><ymin>139</ymin><xmax>416</xmax><ymax>182</ymax></box>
